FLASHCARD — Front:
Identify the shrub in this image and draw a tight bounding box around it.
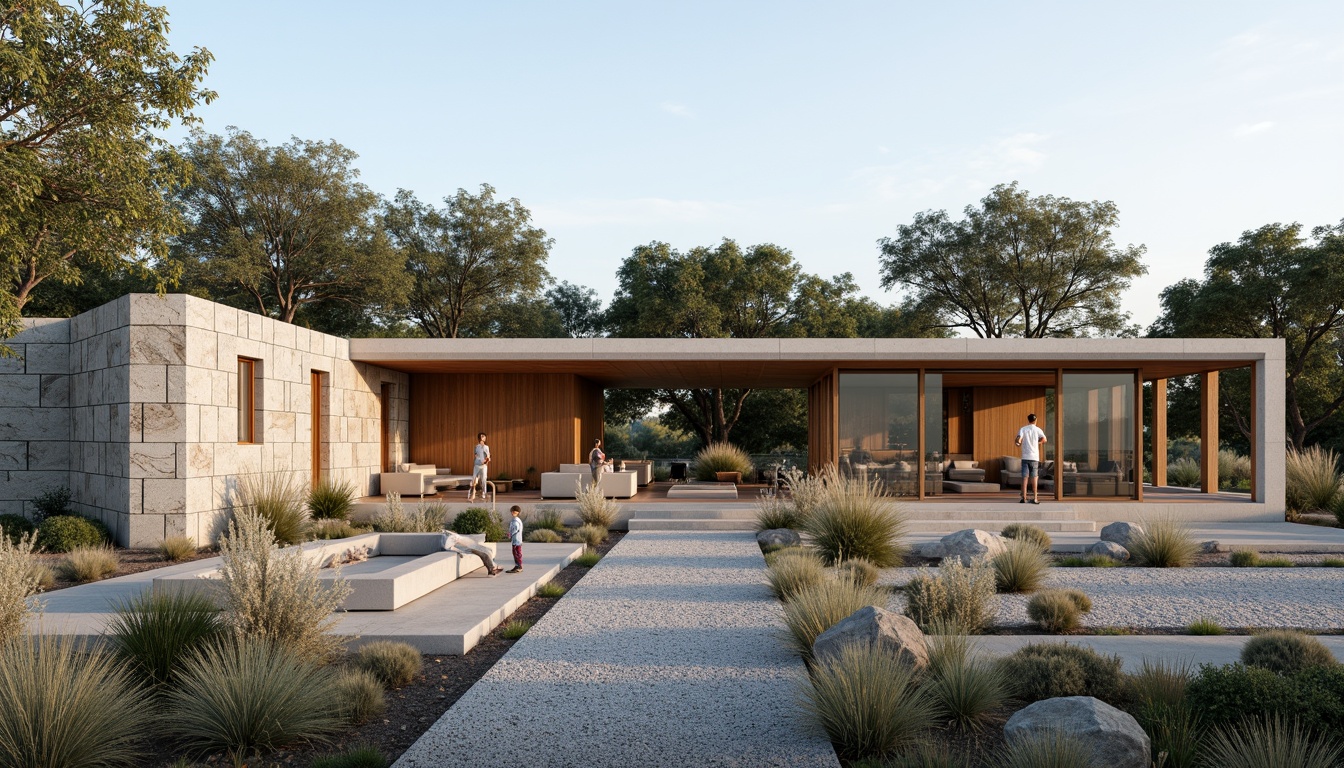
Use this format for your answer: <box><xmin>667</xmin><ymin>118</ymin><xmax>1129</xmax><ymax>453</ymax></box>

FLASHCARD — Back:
<box><xmin>36</xmin><ymin>514</ymin><xmax>106</xmax><ymax>552</ymax></box>
<box><xmin>1333</xmin><ymin>494</ymin><xmax>1344</xmax><ymax>528</ymax></box>
<box><xmin>536</xmin><ymin>582</ymin><xmax>566</xmax><ymax>598</ymax></box>
<box><xmin>1201</xmin><ymin>715</ymin><xmax>1342</xmax><ymax>768</ymax></box>
<box><xmin>766</xmin><ymin>552</ymin><xmax>825</xmax><ymax>601</ymax></box>
<box><xmin>158</xmin><ymin>535</ymin><xmax>198</xmax><ymax>562</ymax></box>
<box><xmin>901</xmin><ymin>559</ymin><xmax>998</xmax><ymax>634</ymax></box>
<box><xmin>218</xmin><ymin>510</ymin><xmax>351</xmax><ymax>662</ymax></box>
<box><xmin>755</xmin><ymin>492</ymin><xmax>800</xmax><ymax>531</ymax></box>
<box><xmin>1136</xmin><ymin>701</ymin><xmax>1201</xmax><ymax>768</ymax></box>
<box><xmin>1026</xmin><ymin>589</ymin><xmax>1092</xmax><ymax>633</ymax></box>
<box><xmin>653</xmin><ymin>465</ymin><xmax>671</xmax><ymax>482</ymax></box>
<box><xmin>1186</xmin><ymin>663</ymin><xmax>1344</xmax><ymax>734</ymax></box>
<box><xmin>239</xmin><ymin>473</ymin><xmax>309</xmax><ymax>545</ymax></box>
<box><xmin>800</xmin><ymin>642</ymin><xmax>937</xmax><ymax>761</ymax></box>
<box><xmin>529</xmin><ymin>507</ymin><xmax>565</xmax><ymax>532</ymax></box>
<box><xmin>0</xmin><ymin>530</ymin><xmax>40</xmax><ymax>644</ymax></box>
<box><xmin>1241</xmin><ymin>631</ymin><xmax>1338</xmax><ymax>675</ymax></box>
<box><xmin>1128</xmin><ymin>517</ymin><xmax>1198</xmax><ymax>567</ymax></box>
<box><xmin>1230</xmin><ymin>549</ymin><xmax>1260</xmax><ymax>567</ymax></box>
<box><xmin>451</xmin><ymin>508</ymin><xmax>494</xmax><ymax>535</ymax></box>
<box><xmin>1218</xmin><ymin>448</ymin><xmax>1252</xmax><ymax>488</ymax></box>
<box><xmin>997</xmin><ymin>730</ymin><xmax>1095</xmax><ymax>768</ymax></box>
<box><xmin>575</xmin><ymin>482</ymin><xmax>619</xmax><ymax>528</ymax></box>
<box><xmin>307</xmin><ymin>478</ymin><xmax>356</xmax><ymax>521</ymax></box>
<box><xmin>58</xmin><ymin>545</ymin><xmax>118</xmax><ymax>583</ymax></box>
<box><xmin>501</xmin><ymin>619</ymin><xmax>532</xmax><ymax>639</ymax></box>
<box><xmin>30</xmin><ymin>485</ymin><xmax>73</xmax><ymax>522</ymax></box>
<box><xmin>28</xmin><ymin>560</ymin><xmax>54</xmax><ymax>592</ymax></box>
<box><xmin>992</xmin><ymin>542</ymin><xmax>1049</xmax><ymax>594</ymax></box>
<box><xmin>1167</xmin><ymin>457</ymin><xmax>1202</xmax><ymax>488</ymax></box>
<box><xmin>923</xmin><ymin>649</ymin><xmax>1010</xmax><ymax>731</ymax></box>
<box><xmin>803</xmin><ymin>468</ymin><xmax>907</xmax><ymax>567</ymax></box>
<box><xmin>574</xmin><ymin>550</ymin><xmax>602</xmax><ymax>567</ymax></box>
<box><xmin>999</xmin><ymin>523</ymin><xmax>1052</xmax><ymax>553</ymax></box>
<box><xmin>1286</xmin><ymin>445</ymin><xmax>1341</xmax><ymax>517</ymax></box>
<box><xmin>885</xmin><ymin>743</ymin><xmax>973</xmax><ymax>768</ymax></box>
<box><xmin>692</xmin><ymin>442</ymin><xmax>754</xmax><ymax>481</ymax></box>
<box><xmin>997</xmin><ymin>643</ymin><xmax>1125</xmax><ymax>705</ymax></box>
<box><xmin>0</xmin><ymin>514</ymin><xmax>35</xmax><ymax>545</ymax></box>
<box><xmin>1321</xmin><ymin>557</ymin><xmax>1344</xmax><ymax>568</ymax></box>
<box><xmin>371</xmin><ymin>494</ymin><xmax>444</xmax><ymax>532</ymax></box>
<box><xmin>570</xmin><ymin>524</ymin><xmax>607</xmax><ymax>547</ymax></box>
<box><xmin>354</xmin><ymin>641</ymin><xmax>422</xmax><ymax>688</ymax></box>
<box><xmin>763</xmin><ymin>545</ymin><xmax>810</xmax><ymax>566</ymax></box>
<box><xmin>1055</xmin><ymin>554</ymin><xmax>1118</xmax><ymax>567</ymax></box>
<box><xmin>526</xmin><ymin>529</ymin><xmax>563</xmax><ymax>543</ymax></box>
<box><xmin>1127</xmin><ymin>658</ymin><xmax>1191</xmax><ymax>710</ymax></box>
<box><xmin>1261</xmin><ymin>556</ymin><xmax>1294</xmax><ymax>567</ymax></box>
<box><xmin>783</xmin><ymin>579</ymin><xmax>886</xmax><ymax>658</ymax></box>
<box><xmin>166</xmin><ymin>638</ymin><xmax>344</xmax><ymax>758</ymax></box>
<box><xmin>310</xmin><ymin>519</ymin><xmax>365</xmax><ymax>540</ymax></box>
<box><xmin>106</xmin><ymin>589</ymin><xmax>225</xmax><ymax>689</ymax></box>
<box><xmin>836</xmin><ymin>558</ymin><xmax>879</xmax><ymax>588</ymax></box>
<box><xmin>1188</xmin><ymin>617</ymin><xmax>1227</xmax><ymax>635</ymax></box>
<box><xmin>332</xmin><ymin>670</ymin><xmax>385</xmax><ymax>725</ymax></box>
<box><xmin>0</xmin><ymin>636</ymin><xmax>153</xmax><ymax>767</ymax></box>
<box><xmin>312</xmin><ymin>744</ymin><xmax>390</xmax><ymax>768</ymax></box>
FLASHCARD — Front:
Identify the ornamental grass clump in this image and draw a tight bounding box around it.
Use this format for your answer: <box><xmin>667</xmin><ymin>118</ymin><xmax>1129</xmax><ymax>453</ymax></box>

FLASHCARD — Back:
<box><xmin>1187</xmin><ymin>617</ymin><xmax>1227</xmax><ymax>635</ymax></box>
<box><xmin>902</xmin><ymin>559</ymin><xmax>998</xmax><ymax>634</ymax></box>
<box><xmin>526</xmin><ymin>529</ymin><xmax>562</xmax><ymax>543</ymax></box>
<box><xmin>1128</xmin><ymin>517</ymin><xmax>1198</xmax><ymax>567</ymax></box>
<box><xmin>158</xmin><ymin>535</ymin><xmax>198</xmax><ymax>562</ymax></box>
<box><xmin>1230</xmin><ymin>549</ymin><xmax>1260</xmax><ymax>567</ymax></box>
<box><xmin>239</xmin><ymin>472</ymin><xmax>309</xmax><ymax>545</ymax></box>
<box><xmin>1167</xmin><ymin>457</ymin><xmax>1202</xmax><ymax>488</ymax></box>
<box><xmin>371</xmin><ymin>495</ymin><xmax>443</xmax><ymax>533</ymax></box>
<box><xmin>691</xmin><ymin>442</ymin><xmax>754</xmax><ymax>481</ymax></box>
<box><xmin>754</xmin><ymin>491</ymin><xmax>800</xmax><ymax>531</ymax></box>
<box><xmin>332</xmin><ymin>669</ymin><xmax>385</xmax><ymax>725</ymax></box>
<box><xmin>997</xmin><ymin>730</ymin><xmax>1095</xmax><ymax>768</ymax></box>
<box><xmin>802</xmin><ymin>467</ymin><xmax>907</xmax><ymax>567</ymax></box>
<box><xmin>921</xmin><ymin>644</ymin><xmax>1010</xmax><ymax>732</ymax></box>
<box><xmin>1026</xmin><ymin>589</ymin><xmax>1092</xmax><ymax>633</ymax></box>
<box><xmin>1285</xmin><ymin>445</ymin><xmax>1342</xmax><ymax>518</ymax></box>
<box><xmin>306</xmin><ymin>478</ymin><xmax>356</xmax><ymax>520</ymax></box>
<box><xmin>218</xmin><ymin>509</ymin><xmax>351</xmax><ymax>662</ymax></box>
<box><xmin>529</xmin><ymin>507</ymin><xmax>565</xmax><ymax>532</ymax></box>
<box><xmin>501</xmin><ymin>619</ymin><xmax>532</xmax><ymax>639</ymax></box>
<box><xmin>783</xmin><ymin>579</ymin><xmax>886</xmax><ymax>658</ymax></box>
<box><xmin>799</xmin><ymin>642</ymin><xmax>938</xmax><ymax>762</ymax></box>
<box><xmin>1201</xmin><ymin>715</ymin><xmax>1342</xmax><ymax>768</ymax></box>
<box><xmin>106</xmin><ymin>589</ymin><xmax>225</xmax><ymax>690</ymax></box>
<box><xmin>999</xmin><ymin>523</ymin><xmax>1052</xmax><ymax>553</ymax></box>
<box><xmin>58</xmin><ymin>544</ymin><xmax>119</xmax><ymax>583</ymax></box>
<box><xmin>310</xmin><ymin>520</ymin><xmax>366</xmax><ymax>540</ymax></box>
<box><xmin>992</xmin><ymin>541</ymin><xmax>1049</xmax><ymax>594</ymax></box>
<box><xmin>312</xmin><ymin>745</ymin><xmax>390</xmax><ymax>768</ymax></box>
<box><xmin>1241</xmin><ymin>631</ymin><xmax>1338</xmax><ymax>675</ymax></box>
<box><xmin>763</xmin><ymin>545</ymin><xmax>811</xmax><ymax>567</ymax></box>
<box><xmin>536</xmin><ymin>581</ymin><xmax>566</xmax><ymax>598</ymax></box>
<box><xmin>0</xmin><ymin>514</ymin><xmax>34</xmax><ymax>545</ymax></box>
<box><xmin>166</xmin><ymin>638</ymin><xmax>344</xmax><ymax>759</ymax></box>
<box><xmin>573</xmin><ymin>550</ymin><xmax>602</xmax><ymax>567</ymax></box>
<box><xmin>574</xmin><ymin>482</ymin><xmax>620</xmax><ymax>528</ymax></box>
<box><xmin>836</xmin><ymin>557</ymin><xmax>879</xmax><ymax>588</ymax></box>
<box><xmin>784</xmin><ymin>466</ymin><xmax>828</xmax><ymax>519</ymax></box>
<box><xmin>570</xmin><ymin>524</ymin><xmax>608</xmax><ymax>547</ymax></box>
<box><xmin>354</xmin><ymin>641</ymin><xmax>423</xmax><ymax>688</ymax></box>
<box><xmin>0</xmin><ymin>530</ymin><xmax>41</xmax><ymax>643</ymax></box>
<box><xmin>766</xmin><ymin>552</ymin><xmax>825</xmax><ymax>601</ymax></box>
<box><xmin>1219</xmin><ymin>448</ymin><xmax>1252</xmax><ymax>488</ymax></box>
<box><xmin>0</xmin><ymin>636</ymin><xmax>153</xmax><ymax>768</ymax></box>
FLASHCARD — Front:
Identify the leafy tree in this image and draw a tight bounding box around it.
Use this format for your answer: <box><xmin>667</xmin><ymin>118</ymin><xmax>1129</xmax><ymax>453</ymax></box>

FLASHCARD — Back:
<box><xmin>878</xmin><ymin>182</ymin><xmax>1148</xmax><ymax>338</ymax></box>
<box><xmin>1150</xmin><ymin>221</ymin><xmax>1344</xmax><ymax>449</ymax></box>
<box><xmin>2</xmin><ymin>0</ymin><xmax>213</xmax><ymax>344</ymax></box>
<box><xmin>546</xmin><ymin>281</ymin><xmax>604</xmax><ymax>337</ymax></box>
<box><xmin>384</xmin><ymin>185</ymin><xmax>551</xmax><ymax>339</ymax></box>
<box><xmin>171</xmin><ymin>129</ymin><xmax>405</xmax><ymax>327</ymax></box>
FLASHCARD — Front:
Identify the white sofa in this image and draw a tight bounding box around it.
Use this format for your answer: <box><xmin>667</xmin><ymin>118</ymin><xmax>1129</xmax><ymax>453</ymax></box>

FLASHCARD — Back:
<box><xmin>378</xmin><ymin>464</ymin><xmax>471</xmax><ymax>497</ymax></box>
<box><xmin>541</xmin><ymin>468</ymin><xmax>638</xmax><ymax>499</ymax></box>
<box><xmin>622</xmin><ymin>460</ymin><xmax>653</xmax><ymax>486</ymax></box>
<box><xmin>541</xmin><ymin>472</ymin><xmax>584</xmax><ymax>499</ymax></box>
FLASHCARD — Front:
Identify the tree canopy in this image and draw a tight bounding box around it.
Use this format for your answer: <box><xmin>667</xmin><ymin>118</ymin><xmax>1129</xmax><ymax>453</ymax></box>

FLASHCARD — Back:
<box><xmin>878</xmin><ymin>182</ymin><xmax>1148</xmax><ymax>338</ymax></box>
<box><xmin>2</xmin><ymin>0</ymin><xmax>213</xmax><ymax>344</ymax></box>
<box><xmin>1150</xmin><ymin>220</ymin><xmax>1344</xmax><ymax>449</ymax></box>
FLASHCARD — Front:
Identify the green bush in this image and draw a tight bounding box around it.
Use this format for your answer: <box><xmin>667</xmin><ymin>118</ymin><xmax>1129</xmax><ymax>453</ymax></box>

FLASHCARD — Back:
<box><xmin>354</xmin><ymin>641</ymin><xmax>422</xmax><ymax>688</ymax></box>
<box><xmin>1000</xmin><ymin>523</ymin><xmax>1052</xmax><ymax>553</ymax></box>
<box><xmin>1167</xmin><ymin>457</ymin><xmax>1202</xmax><ymax>488</ymax></box>
<box><xmin>58</xmin><ymin>545</ymin><xmax>118</xmax><ymax>583</ymax></box>
<box><xmin>766</xmin><ymin>552</ymin><xmax>825</xmax><ymax>601</ymax></box>
<box><xmin>1128</xmin><ymin>517</ymin><xmax>1198</xmax><ymax>567</ymax></box>
<box><xmin>922</xmin><ymin>649</ymin><xmax>1010</xmax><ymax>731</ymax></box>
<box><xmin>526</xmin><ymin>528</ymin><xmax>562</xmax><ymax>543</ymax></box>
<box><xmin>1261</xmin><ymin>555</ymin><xmax>1294</xmax><ymax>567</ymax></box>
<box><xmin>0</xmin><ymin>636</ymin><xmax>153</xmax><ymax>767</ymax></box>
<box><xmin>106</xmin><ymin>589</ymin><xmax>225</xmax><ymax>689</ymax></box>
<box><xmin>803</xmin><ymin>469</ymin><xmax>907</xmax><ymax>567</ymax></box>
<box><xmin>1200</xmin><ymin>714</ymin><xmax>1342</xmax><ymax>768</ymax></box>
<box><xmin>1241</xmin><ymin>631</ymin><xmax>1338</xmax><ymax>675</ymax></box>
<box><xmin>501</xmin><ymin>619</ymin><xmax>532</xmax><ymax>639</ymax></box>
<box><xmin>1230</xmin><ymin>549</ymin><xmax>1260</xmax><ymax>567</ymax></box>
<box><xmin>836</xmin><ymin>558</ymin><xmax>879</xmax><ymax>588</ymax></box>
<box><xmin>1187</xmin><ymin>617</ymin><xmax>1227</xmax><ymax>635</ymax></box>
<box><xmin>998</xmin><ymin>730</ymin><xmax>1095</xmax><ymax>768</ymax></box>
<box><xmin>692</xmin><ymin>442</ymin><xmax>755</xmax><ymax>481</ymax></box>
<box><xmin>1286</xmin><ymin>445</ymin><xmax>1341</xmax><ymax>517</ymax></box>
<box><xmin>311</xmin><ymin>744</ymin><xmax>390</xmax><ymax>768</ymax></box>
<box><xmin>240</xmin><ymin>473</ymin><xmax>309</xmax><ymax>545</ymax></box>
<box><xmin>332</xmin><ymin>670</ymin><xmax>385</xmax><ymax>725</ymax></box>
<box><xmin>574</xmin><ymin>550</ymin><xmax>602</xmax><ymax>567</ymax></box>
<box><xmin>31</xmin><ymin>486</ymin><xmax>73</xmax><ymax>522</ymax></box>
<box><xmin>1186</xmin><ymin>663</ymin><xmax>1344</xmax><ymax>734</ymax></box>
<box><xmin>307</xmin><ymin>478</ymin><xmax>356</xmax><ymax>520</ymax></box>
<box><xmin>570</xmin><ymin>524</ymin><xmax>607</xmax><ymax>547</ymax></box>
<box><xmin>783</xmin><ymin>579</ymin><xmax>886</xmax><ymax>659</ymax></box>
<box><xmin>1026</xmin><ymin>589</ymin><xmax>1092</xmax><ymax>633</ymax></box>
<box><xmin>536</xmin><ymin>582</ymin><xmax>566</xmax><ymax>598</ymax></box>
<box><xmin>992</xmin><ymin>542</ymin><xmax>1049</xmax><ymax>593</ymax></box>
<box><xmin>800</xmin><ymin>642</ymin><xmax>937</xmax><ymax>761</ymax></box>
<box><xmin>529</xmin><ymin>507</ymin><xmax>565</xmax><ymax>532</ymax></box>
<box><xmin>0</xmin><ymin>514</ymin><xmax>35</xmax><ymax>545</ymax></box>
<box><xmin>997</xmin><ymin>643</ymin><xmax>1125</xmax><ymax>705</ymax></box>
<box><xmin>451</xmin><ymin>507</ymin><xmax>493</xmax><ymax>535</ymax></box>
<box><xmin>36</xmin><ymin>514</ymin><xmax>107</xmax><ymax>553</ymax></box>
<box><xmin>158</xmin><ymin>535</ymin><xmax>198</xmax><ymax>562</ymax></box>
<box><xmin>902</xmin><ymin>560</ymin><xmax>998</xmax><ymax>634</ymax></box>
<box><xmin>1218</xmin><ymin>448</ymin><xmax>1253</xmax><ymax>489</ymax></box>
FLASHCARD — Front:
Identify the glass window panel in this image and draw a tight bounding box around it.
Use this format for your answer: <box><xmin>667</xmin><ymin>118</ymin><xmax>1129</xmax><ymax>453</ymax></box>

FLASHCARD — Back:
<box><xmin>1062</xmin><ymin>372</ymin><xmax>1135</xmax><ymax>498</ymax></box>
<box><xmin>839</xmin><ymin>372</ymin><xmax>919</xmax><ymax>496</ymax></box>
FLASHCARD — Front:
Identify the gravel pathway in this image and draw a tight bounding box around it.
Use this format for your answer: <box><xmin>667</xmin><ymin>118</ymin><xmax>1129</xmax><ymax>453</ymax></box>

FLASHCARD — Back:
<box><xmin>880</xmin><ymin>566</ymin><xmax>1344</xmax><ymax>629</ymax></box>
<box><xmin>395</xmin><ymin>532</ymin><xmax>838</xmax><ymax>768</ymax></box>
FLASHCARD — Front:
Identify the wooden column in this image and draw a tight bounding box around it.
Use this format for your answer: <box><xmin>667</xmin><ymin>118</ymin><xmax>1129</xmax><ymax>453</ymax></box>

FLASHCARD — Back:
<box><xmin>1087</xmin><ymin>389</ymin><xmax>1100</xmax><ymax>470</ymax></box>
<box><xmin>1152</xmin><ymin>379</ymin><xmax>1167</xmax><ymax>487</ymax></box>
<box><xmin>1134</xmin><ymin>372</ymin><xmax>1144</xmax><ymax>501</ymax></box>
<box><xmin>1201</xmin><ymin>371</ymin><xmax>1219</xmax><ymax>493</ymax></box>
<box><xmin>917</xmin><ymin>370</ymin><xmax>926</xmax><ymax>500</ymax></box>
<box><xmin>1054</xmin><ymin>368</ymin><xmax>1064</xmax><ymax>501</ymax></box>
<box><xmin>1249</xmin><ymin>365</ymin><xmax>1258</xmax><ymax>501</ymax></box>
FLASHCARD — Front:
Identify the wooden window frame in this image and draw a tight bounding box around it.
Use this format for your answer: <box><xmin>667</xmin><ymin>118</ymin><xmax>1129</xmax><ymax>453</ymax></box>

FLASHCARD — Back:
<box><xmin>238</xmin><ymin>357</ymin><xmax>260</xmax><ymax>445</ymax></box>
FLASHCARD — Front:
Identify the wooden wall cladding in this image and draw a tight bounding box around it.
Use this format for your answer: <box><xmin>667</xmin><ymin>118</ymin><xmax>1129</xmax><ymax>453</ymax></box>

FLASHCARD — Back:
<box><xmin>808</xmin><ymin>371</ymin><xmax>837</xmax><ymax>472</ymax></box>
<box><xmin>972</xmin><ymin>386</ymin><xmax>1047</xmax><ymax>483</ymax></box>
<box><xmin>409</xmin><ymin>373</ymin><xmax>603</xmax><ymax>482</ymax></box>
<box><xmin>944</xmin><ymin>387</ymin><xmax>973</xmax><ymax>455</ymax></box>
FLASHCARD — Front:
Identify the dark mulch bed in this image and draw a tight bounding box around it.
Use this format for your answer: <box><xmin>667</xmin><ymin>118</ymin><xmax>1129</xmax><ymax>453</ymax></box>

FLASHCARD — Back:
<box><xmin>35</xmin><ymin>547</ymin><xmax>217</xmax><ymax>592</ymax></box>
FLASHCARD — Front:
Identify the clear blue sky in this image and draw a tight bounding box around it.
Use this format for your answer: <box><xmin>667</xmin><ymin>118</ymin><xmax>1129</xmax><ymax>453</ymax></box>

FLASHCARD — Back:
<box><xmin>159</xmin><ymin>0</ymin><xmax>1344</xmax><ymax>332</ymax></box>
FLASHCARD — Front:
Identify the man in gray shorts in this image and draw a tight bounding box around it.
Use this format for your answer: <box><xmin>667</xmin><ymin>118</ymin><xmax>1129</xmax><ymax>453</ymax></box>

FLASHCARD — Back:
<box><xmin>1014</xmin><ymin>413</ymin><xmax>1048</xmax><ymax>504</ymax></box>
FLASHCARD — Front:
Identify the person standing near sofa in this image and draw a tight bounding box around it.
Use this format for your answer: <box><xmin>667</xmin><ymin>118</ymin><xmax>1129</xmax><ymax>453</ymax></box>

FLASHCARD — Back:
<box><xmin>469</xmin><ymin>432</ymin><xmax>490</xmax><ymax>501</ymax></box>
<box><xmin>1014</xmin><ymin>413</ymin><xmax>1047</xmax><ymax>504</ymax></box>
<box><xmin>588</xmin><ymin>438</ymin><xmax>611</xmax><ymax>484</ymax></box>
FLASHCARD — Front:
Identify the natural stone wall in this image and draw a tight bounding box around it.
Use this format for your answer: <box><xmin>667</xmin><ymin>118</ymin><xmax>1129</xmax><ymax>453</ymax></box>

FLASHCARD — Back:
<box><xmin>0</xmin><ymin>318</ymin><xmax>73</xmax><ymax>519</ymax></box>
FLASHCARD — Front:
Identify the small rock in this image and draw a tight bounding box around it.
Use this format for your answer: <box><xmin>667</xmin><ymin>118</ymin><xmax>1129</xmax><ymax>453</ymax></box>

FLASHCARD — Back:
<box><xmin>1099</xmin><ymin>521</ymin><xmax>1144</xmax><ymax>548</ymax></box>
<box><xmin>911</xmin><ymin>541</ymin><xmax>947</xmax><ymax>559</ymax></box>
<box><xmin>757</xmin><ymin>528</ymin><xmax>801</xmax><ymax>548</ymax></box>
<box><xmin>1005</xmin><ymin>696</ymin><xmax>1150</xmax><ymax>768</ymax></box>
<box><xmin>1200</xmin><ymin>540</ymin><xmax>1226</xmax><ymax>554</ymax></box>
<box><xmin>940</xmin><ymin>529</ymin><xmax>1008</xmax><ymax>564</ymax></box>
<box><xmin>1087</xmin><ymin>540</ymin><xmax>1130</xmax><ymax>561</ymax></box>
<box><xmin>811</xmin><ymin>605</ymin><xmax>929</xmax><ymax>672</ymax></box>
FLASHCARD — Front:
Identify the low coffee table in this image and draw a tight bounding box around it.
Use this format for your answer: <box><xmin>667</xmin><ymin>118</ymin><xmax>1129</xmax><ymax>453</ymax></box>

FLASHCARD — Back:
<box><xmin>942</xmin><ymin>481</ymin><xmax>1002</xmax><ymax>493</ymax></box>
<box><xmin>667</xmin><ymin>482</ymin><xmax>739</xmax><ymax>500</ymax></box>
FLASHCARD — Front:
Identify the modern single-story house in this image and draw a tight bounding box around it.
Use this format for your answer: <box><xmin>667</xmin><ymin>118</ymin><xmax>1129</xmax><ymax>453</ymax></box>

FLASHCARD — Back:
<box><xmin>0</xmin><ymin>294</ymin><xmax>1284</xmax><ymax>546</ymax></box>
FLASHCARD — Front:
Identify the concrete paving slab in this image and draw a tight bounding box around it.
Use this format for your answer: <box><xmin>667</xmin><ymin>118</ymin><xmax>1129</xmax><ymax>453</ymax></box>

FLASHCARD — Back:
<box><xmin>908</xmin><ymin>522</ymin><xmax>1344</xmax><ymax>552</ymax></box>
<box><xmin>972</xmin><ymin>635</ymin><xmax>1344</xmax><ymax>670</ymax></box>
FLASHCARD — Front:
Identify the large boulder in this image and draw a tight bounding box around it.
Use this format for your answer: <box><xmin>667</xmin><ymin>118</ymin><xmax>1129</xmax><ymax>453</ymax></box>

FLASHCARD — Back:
<box><xmin>940</xmin><ymin>529</ymin><xmax>1008</xmax><ymax>564</ymax></box>
<box><xmin>811</xmin><ymin>606</ymin><xmax>928</xmax><ymax>672</ymax></box>
<box><xmin>757</xmin><ymin>529</ymin><xmax>801</xmax><ymax>548</ymax></box>
<box><xmin>1087</xmin><ymin>540</ymin><xmax>1130</xmax><ymax>562</ymax></box>
<box><xmin>911</xmin><ymin>541</ymin><xmax>947</xmax><ymax>560</ymax></box>
<box><xmin>1200</xmin><ymin>540</ymin><xmax>1227</xmax><ymax>554</ymax></box>
<box><xmin>1099</xmin><ymin>522</ymin><xmax>1144</xmax><ymax>548</ymax></box>
<box><xmin>1004</xmin><ymin>696</ymin><xmax>1150</xmax><ymax>768</ymax></box>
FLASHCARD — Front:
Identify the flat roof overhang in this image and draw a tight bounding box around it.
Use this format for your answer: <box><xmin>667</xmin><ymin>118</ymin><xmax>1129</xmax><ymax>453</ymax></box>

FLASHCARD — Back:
<box><xmin>348</xmin><ymin>338</ymin><xmax>1283</xmax><ymax>389</ymax></box>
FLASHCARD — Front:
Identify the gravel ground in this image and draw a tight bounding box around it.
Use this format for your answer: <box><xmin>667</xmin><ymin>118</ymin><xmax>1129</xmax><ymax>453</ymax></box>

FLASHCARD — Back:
<box><xmin>880</xmin><ymin>566</ymin><xmax>1344</xmax><ymax>630</ymax></box>
<box><xmin>395</xmin><ymin>532</ymin><xmax>838</xmax><ymax>768</ymax></box>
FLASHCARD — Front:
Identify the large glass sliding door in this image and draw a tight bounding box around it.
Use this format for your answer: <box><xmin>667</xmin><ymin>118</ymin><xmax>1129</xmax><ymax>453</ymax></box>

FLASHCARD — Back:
<box><xmin>1061</xmin><ymin>372</ymin><xmax>1137</xmax><ymax>498</ymax></box>
<box><xmin>838</xmin><ymin>372</ymin><xmax>939</xmax><ymax>496</ymax></box>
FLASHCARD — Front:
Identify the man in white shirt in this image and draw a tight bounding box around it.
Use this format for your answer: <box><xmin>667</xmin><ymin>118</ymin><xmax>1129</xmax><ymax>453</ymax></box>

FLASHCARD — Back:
<box><xmin>468</xmin><ymin>432</ymin><xmax>490</xmax><ymax>501</ymax></box>
<box><xmin>441</xmin><ymin>531</ymin><xmax>502</xmax><ymax>576</ymax></box>
<box><xmin>1014</xmin><ymin>413</ymin><xmax>1048</xmax><ymax>505</ymax></box>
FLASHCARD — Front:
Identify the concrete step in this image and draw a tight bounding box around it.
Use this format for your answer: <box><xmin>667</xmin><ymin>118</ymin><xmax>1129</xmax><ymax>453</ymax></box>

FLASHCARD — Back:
<box><xmin>629</xmin><ymin>507</ymin><xmax>1080</xmax><ymax>522</ymax></box>
<box><xmin>906</xmin><ymin>519</ymin><xmax>1097</xmax><ymax>533</ymax></box>
<box><xmin>628</xmin><ymin>518</ymin><xmax>757</xmax><ymax>532</ymax></box>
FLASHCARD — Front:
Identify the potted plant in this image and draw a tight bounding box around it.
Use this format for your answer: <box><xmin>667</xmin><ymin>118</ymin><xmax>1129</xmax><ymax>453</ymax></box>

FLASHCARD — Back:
<box><xmin>494</xmin><ymin>473</ymin><xmax>512</xmax><ymax>493</ymax></box>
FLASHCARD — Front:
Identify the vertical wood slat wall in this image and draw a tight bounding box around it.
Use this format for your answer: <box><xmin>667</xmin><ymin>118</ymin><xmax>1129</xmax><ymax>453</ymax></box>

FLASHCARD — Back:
<box><xmin>808</xmin><ymin>370</ymin><xmax>838</xmax><ymax>473</ymax></box>
<box><xmin>409</xmin><ymin>373</ymin><xmax>603</xmax><ymax>483</ymax></box>
<box><xmin>971</xmin><ymin>386</ymin><xmax>1048</xmax><ymax>484</ymax></box>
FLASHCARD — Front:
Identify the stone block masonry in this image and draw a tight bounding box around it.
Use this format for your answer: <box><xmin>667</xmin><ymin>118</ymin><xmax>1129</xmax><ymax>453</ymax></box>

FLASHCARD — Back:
<box><xmin>0</xmin><ymin>295</ymin><xmax>410</xmax><ymax>547</ymax></box>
